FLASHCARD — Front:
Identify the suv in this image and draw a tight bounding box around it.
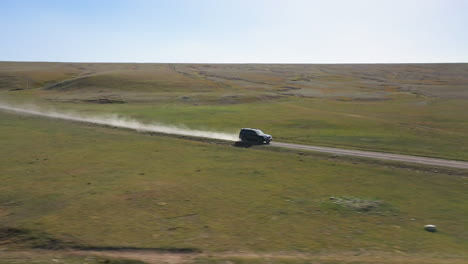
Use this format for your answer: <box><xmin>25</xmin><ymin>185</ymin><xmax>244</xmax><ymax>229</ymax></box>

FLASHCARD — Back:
<box><xmin>239</xmin><ymin>128</ymin><xmax>272</xmax><ymax>144</ymax></box>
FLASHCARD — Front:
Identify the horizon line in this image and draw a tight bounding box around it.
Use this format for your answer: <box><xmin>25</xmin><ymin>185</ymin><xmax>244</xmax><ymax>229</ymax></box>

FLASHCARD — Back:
<box><xmin>1</xmin><ymin>60</ymin><xmax>468</xmax><ymax>65</ymax></box>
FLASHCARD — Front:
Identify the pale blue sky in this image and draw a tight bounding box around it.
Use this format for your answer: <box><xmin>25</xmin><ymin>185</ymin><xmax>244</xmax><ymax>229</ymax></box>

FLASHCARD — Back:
<box><xmin>1</xmin><ymin>0</ymin><xmax>467</xmax><ymax>63</ymax></box>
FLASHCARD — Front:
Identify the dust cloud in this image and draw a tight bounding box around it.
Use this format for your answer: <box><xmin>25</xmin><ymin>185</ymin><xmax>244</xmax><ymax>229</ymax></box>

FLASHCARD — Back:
<box><xmin>0</xmin><ymin>103</ymin><xmax>239</xmax><ymax>141</ymax></box>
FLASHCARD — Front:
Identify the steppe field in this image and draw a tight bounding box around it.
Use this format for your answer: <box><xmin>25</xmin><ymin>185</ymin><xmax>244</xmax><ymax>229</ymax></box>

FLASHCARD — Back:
<box><xmin>0</xmin><ymin>62</ymin><xmax>467</xmax><ymax>263</ymax></box>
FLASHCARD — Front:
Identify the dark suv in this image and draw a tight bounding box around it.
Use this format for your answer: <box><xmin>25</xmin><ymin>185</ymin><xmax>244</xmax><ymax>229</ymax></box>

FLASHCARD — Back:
<box><xmin>239</xmin><ymin>128</ymin><xmax>272</xmax><ymax>144</ymax></box>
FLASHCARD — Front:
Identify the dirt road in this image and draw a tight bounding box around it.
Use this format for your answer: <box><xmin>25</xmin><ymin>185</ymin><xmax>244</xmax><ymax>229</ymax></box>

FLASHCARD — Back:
<box><xmin>270</xmin><ymin>142</ymin><xmax>468</xmax><ymax>169</ymax></box>
<box><xmin>1</xmin><ymin>104</ymin><xmax>467</xmax><ymax>169</ymax></box>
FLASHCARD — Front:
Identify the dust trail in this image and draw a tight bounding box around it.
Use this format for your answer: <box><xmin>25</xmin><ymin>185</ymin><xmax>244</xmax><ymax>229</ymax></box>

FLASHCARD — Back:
<box><xmin>0</xmin><ymin>103</ymin><xmax>239</xmax><ymax>141</ymax></box>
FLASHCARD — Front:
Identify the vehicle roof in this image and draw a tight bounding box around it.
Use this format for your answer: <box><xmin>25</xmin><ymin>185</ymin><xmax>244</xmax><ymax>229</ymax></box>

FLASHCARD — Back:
<box><xmin>241</xmin><ymin>128</ymin><xmax>264</xmax><ymax>134</ymax></box>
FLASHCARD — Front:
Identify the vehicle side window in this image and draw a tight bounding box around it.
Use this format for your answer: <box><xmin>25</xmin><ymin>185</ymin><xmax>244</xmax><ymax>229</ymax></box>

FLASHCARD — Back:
<box><xmin>241</xmin><ymin>130</ymin><xmax>260</xmax><ymax>136</ymax></box>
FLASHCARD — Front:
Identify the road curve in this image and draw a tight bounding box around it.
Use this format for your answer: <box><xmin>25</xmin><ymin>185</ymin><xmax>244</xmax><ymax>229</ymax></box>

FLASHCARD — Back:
<box><xmin>270</xmin><ymin>142</ymin><xmax>468</xmax><ymax>169</ymax></box>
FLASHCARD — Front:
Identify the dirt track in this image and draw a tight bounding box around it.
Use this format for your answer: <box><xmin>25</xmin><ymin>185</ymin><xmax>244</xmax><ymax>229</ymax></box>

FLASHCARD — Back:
<box><xmin>1</xmin><ymin>104</ymin><xmax>467</xmax><ymax>169</ymax></box>
<box><xmin>270</xmin><ymin>142</ymin><xmax>468</xmax><ymax>169</ymax></box>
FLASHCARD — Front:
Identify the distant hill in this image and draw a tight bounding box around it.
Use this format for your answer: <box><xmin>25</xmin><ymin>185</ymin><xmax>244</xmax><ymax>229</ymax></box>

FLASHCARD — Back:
<box><xmin>1</xmin><ymin>62</ymin><xmax>468</xmax><ymax>104</ymax></box>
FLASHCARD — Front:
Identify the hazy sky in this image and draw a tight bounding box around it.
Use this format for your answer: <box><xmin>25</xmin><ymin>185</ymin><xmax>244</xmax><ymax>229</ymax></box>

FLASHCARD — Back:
<box><xmin>1</xmin><ymin>0</ymin><xmax>467</xmax><ymax>63</ymax></box>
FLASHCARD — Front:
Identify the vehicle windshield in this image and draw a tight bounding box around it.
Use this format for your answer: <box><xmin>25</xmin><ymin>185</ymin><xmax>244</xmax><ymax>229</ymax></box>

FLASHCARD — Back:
<box><xmin>255</xmin><ymin>129</ymin><xmax>264</xmax><ymax>135</ymax></box>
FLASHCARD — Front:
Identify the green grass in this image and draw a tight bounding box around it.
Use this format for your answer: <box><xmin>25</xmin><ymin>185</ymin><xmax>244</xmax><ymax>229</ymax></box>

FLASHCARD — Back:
<box><xmin>1</xmin><ymin>111</ymin><xmax>467</xmax><ymax>256</ymax></box>
<box><xmin>193</xmin><ymin>255</ymin><xmax>462</xmax><ymax>264</ymax></box>
<box><xmin>0</xmin><ymin>251</ymin><xmax>147</xmax><ymax>264</ymax></box>
<box><xmin>9</xmin><ymin>96</ymin><xmax>465</xmax><ymax>160</ymax></box>
<box><xmin>194</xmin><ymin>257</ymin><xmax>346</xmax><ymax>264</ymax></box>
<box><xmin>1</xmin><ymin>62</ymin><xmax>467</xmax><ymax>160</ymax></box>
<box><xmin>1</xmin><ymin>62</ymin><xmax>468</xmax><ymax>263</ymax></box>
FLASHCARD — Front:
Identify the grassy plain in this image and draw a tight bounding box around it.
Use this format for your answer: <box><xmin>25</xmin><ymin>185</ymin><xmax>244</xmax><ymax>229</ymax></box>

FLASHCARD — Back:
<box><xmin>1</xmin><ymin>62</ymin><xmax>468</xmax><ymax>263</ymax></box>
<box><xmin>0</xmin><ymin>251</ymin><xmax>145</xmax><ymax>264</ymax></box>
<box><xmin>0</xmin><ymin>111</ymin><xmax>467</xmax><ymax>260</ymax></box>
<box><xmin>1</xmin><ymin>62</ymin><xmax>467</xmax><ymax>160</ymax></box>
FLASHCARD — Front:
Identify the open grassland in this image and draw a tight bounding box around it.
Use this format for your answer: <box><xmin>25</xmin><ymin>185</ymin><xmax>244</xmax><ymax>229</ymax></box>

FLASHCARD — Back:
<box><xmin>1</xmin><ymin>62</ymin><xmax>468</xmax><ymax>263</ymax></box>
<box><xmin>1</xmin><ymin>62</ymin><xmax>467</xmax><ymax>160</ymax></box>
<box><xmin>0</xmin><ymin>251</ymin><xmax>146</xmax><ymax>264</ymax></box>
<box><xmin>0</xmin><ymin>112</ymin><xmax>467</xmax><ymax>262</ymax></box>
<box><xmin>2</xmin><ymin>251</ymin><xmax>468</xmax><ymax>264</ymax></box>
